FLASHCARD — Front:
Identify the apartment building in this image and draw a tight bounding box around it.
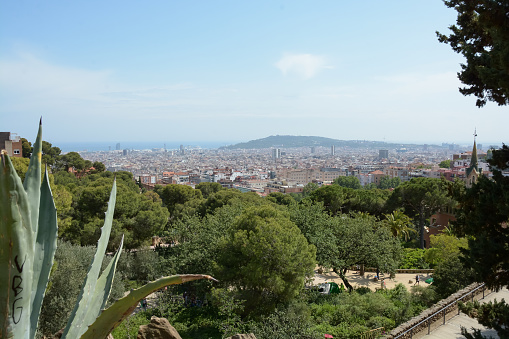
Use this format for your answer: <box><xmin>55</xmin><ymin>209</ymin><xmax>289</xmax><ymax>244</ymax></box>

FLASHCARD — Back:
<box><xmin>0</xmin><ymin>132</ymin><xmax>22</xmax><ymax>157</ymax></box>
<box><xmin>278</xmin><ymin>168</ymin><xmax>343</xmax><ymax>185</ymax></box>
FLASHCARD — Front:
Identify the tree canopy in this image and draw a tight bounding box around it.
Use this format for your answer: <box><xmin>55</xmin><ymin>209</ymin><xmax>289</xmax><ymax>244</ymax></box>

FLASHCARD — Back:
<box><xmin>379</xmin><ymin>176</ymin><xmax>401</xmax><ymax>189</ymax></box>
<box><xmin>437</xmin><ymin>0</ymin><xmax>509</xmax><ymax>107</ymax></box>
<box><xmin>333</xmin><ymin>175</ymin><xmax>362</xmax><ymax>189</ymax></box>
<box><xmin>387</xmin><ymin>178</ymin><xmax>452</xmax><ymax>248</ymax></box>
<box><xmin>439</xmin><ymin>159</ymin><xmax>452</xmax><ymax>169</ymax></box>
<box><xmin>290</xmin><ymin>203</ymin><xmax>402</xmax><ymax>291</ymax></box>
<box><xmin>215</xmin><ymin>205</ymin><xmax>316</xmax><ymax>316</ymax></box>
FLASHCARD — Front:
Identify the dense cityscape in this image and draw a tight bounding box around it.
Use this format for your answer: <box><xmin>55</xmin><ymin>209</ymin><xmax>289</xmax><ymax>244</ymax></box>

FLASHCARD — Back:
<box><xmin>78</xmin><ymin>136</ymin><xmax>493</xmax><ymax>194</ymax></box>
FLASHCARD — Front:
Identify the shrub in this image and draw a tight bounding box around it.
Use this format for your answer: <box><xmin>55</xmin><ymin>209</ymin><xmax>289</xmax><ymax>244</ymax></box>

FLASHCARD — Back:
<box><xmin>110</xmin><ymin>312</ymin><xmax>151</xmax><ymax>339</ymax></box>
<box><xmin>399</xmin><ymin>248</ymin><xmax>429</xmax><ymax>269</ymax></box>
<box><xmin>38</xmin><ymin>241</ymin><xmax>125</xmax><ymax>336</ymax></box>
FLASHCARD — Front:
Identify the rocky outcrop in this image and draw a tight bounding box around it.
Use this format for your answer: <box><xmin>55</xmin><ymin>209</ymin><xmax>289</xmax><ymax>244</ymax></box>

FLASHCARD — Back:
<box><xmin>137</xmin><ymin>316</ymin><xmax>182</xmax><ymax>339</ymax></box>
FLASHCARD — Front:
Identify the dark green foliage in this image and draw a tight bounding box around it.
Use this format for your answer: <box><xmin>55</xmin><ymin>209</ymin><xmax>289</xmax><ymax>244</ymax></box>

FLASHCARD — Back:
<box><xmin>432</xmin><ymin>255</ymin><xmax>476</xmax><ymax>300</ymax></box>
<box><xmin>158</xmin><ymin>184</ymin><xmax>203</xmax><ymax>216</ymax></box>
<box><xmin>424</xmin><ymin>234</ymin><xmax>468</xmax><ymax>268</ymax></box>
<box><xmin>117</xmin><ymin>248</ymin><xmax>171</xmax><ymax>283</ymax></box>
<box><xmin>10</xmin><ymin>157</ymin><xmax>30</xmax><ymax>182</ymax></box>
<box><xmin>439</xmin><ymin>159</ymin><xmax>452</xmax><ymax>168</ymax></box>
<box><xmin>147</xmin><ymin>291</ymin><xmax>222</xmax><ymax>339</ymax></box>
<box><xmin>215</xmin><ymin>205</ymin><xmax>316</xmax><ymax>316</ymax></box>
<box><xmin>198</xmin><ymin>189</ymin><xmax>265</xmax><ymax>217</ymax></box>
<box><xmin>38</xmin><ymin>241</ymin><xmax>124</xmax><ymax>337</ymax></box>
<box><xmin>91</xmin><ymin>161</ymin><xmax>106</xmax><ymax>173</ymax></box>
<box><xmin>110</xmin><ymin>312</ymin><xmax>151</xmax><ymax>339</ymax></box>
<box><xmin>53</xmin><ymin>171</ymin><xmax>79</xmax><ymax>190</ymax></box>
<box><xmin>333</xmin><ymin>175</ymin><xmax>362</xmax><ymax>189</ymax></box>
<box><xmin>292</xmin><ymin>204</ymin><xmax>402</xmax><ymax>291</ymax></box>
<box><xmin>20</xmin><ymin>137</ymin><xmax>32</xmax><ymax>158</ymax></box>
<box><xmin>195</xmin><ymin>182</ymin><xmax>223</xmax><ymax>198</ymax></box>
<box><xmin>306</xmin><ymin>285</ymin><xmax>427</xmax><ymax>338</ymax></box>
<box><xmin>387</xmin><ymin>178</ymin><xmax>452</xmax><ymax>249</ymax></box>
<box><xmin>379</xmin><ymin>176</ymin><xmax>401</xmax><ymax>189</ymax></box>
<box><xmin>309</xmin><ymin>184</ymin><xmax>348</xmax><ymax>215</ymax></box>
<box><xmin>56</xmin><ymin>151</ymin><xmax>85</xmax><ymax>172</ymax></box>
<box><xmin>399</xmin><ymin>248</ymin><xmax>429</xmax><ymax>269</ymax></box>
<box><xmin>41</xmin><ymin>140</ymin><xmax>62</xmax><ymax>168</ymax></box>
<box><xmin>410</xmin><ymin>285</ymin><xmax>438</xmax><ymax>310</ymax></box>
<box><xmin>308</xmin><ymin>185</ymin><xmax>390</xmax><ymax>217</ymax></box>
<box><xmin>383</xmin><ymin>211</ymin><xmax>415</xmax><ymax>241</ymax></box>
<box><xmin>302</xmin><ymin>182</ymin><xmax>320</xmax><ymax>197</ymax></box>
<box><xmin>57</xmin><ymin>173</ymin><xmax>168</xmax><ymax>250</ymax></box>
<box><xmin>437</xmin><ymin>0</ymin><xmax>509</xmax><ymax>107</ymax></box>
<box><xmin>247</xmin><ymin>307</ymin><xmax>319</xmax><ymax>339</ymax></box>
<box><xmin>448</xmin><ymin>146</ymin><xmax>509</xmax><ymax>338</ymax></box>
<box><xmin>488</xmin><ymin>144</ymin><xmax>509</xmax><ymax>170</ymax></box>
<box><xmin>159</xmin><ymin>203</ymin><xmax>245</xmax><ymax>280</ymax></box>
<box><xmin>453</xmin><ymin>146</ymin><xmax>509</xmax><ymax>289</ymax></box>
<box><xmin>460</xmin><ymin>299</ymin><xmax>509</xmax><ymax>338</ymax></box>
<box><xmin>267</xmin><ymin>191</ymin><xmax>296</xmax><ymax>207</ymax></box>
<box><xmin>348</xmin><ymin>188</ymin><xmax>391</xmax><ymax>217</ymax></box>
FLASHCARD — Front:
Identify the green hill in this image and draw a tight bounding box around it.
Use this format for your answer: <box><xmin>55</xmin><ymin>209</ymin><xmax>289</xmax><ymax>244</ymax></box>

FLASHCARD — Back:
<box><xmin>221</xmin><ymin>135</ymin><xmax>409</xmax><ymax>149</ymax></box>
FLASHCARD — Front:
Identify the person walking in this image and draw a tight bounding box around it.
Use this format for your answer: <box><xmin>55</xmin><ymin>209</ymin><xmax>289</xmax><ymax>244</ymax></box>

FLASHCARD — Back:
<box><xmin>414</xmin><ymin>274</ymin><xmax>420</xmax><ymax>286</ymax></box>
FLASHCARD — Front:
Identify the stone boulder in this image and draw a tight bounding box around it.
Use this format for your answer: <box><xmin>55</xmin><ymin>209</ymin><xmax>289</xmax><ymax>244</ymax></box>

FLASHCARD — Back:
<box><xmin>137</xmin><ymin>316</ymin><xmax>182</xmax><ymax>339</ymax></box>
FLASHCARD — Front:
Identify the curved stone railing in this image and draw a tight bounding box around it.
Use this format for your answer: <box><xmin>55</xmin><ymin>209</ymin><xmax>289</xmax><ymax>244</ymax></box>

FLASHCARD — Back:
<box><xmin>387</xmin><ymin>283</ymin><xmax>493</xmax><ymax>339</ymax></box>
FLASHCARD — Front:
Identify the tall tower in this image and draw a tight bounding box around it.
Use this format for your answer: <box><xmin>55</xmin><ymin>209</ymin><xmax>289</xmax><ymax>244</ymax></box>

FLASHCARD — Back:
<box><xmin>466</xmin><ymin>129</ymin><xmax>481</xmax><ymax>188</ymax></box>
<box><xmin>272</xmin><ymin>148</ymin><xmax>281</xmax><ymax>160</ymax></box>
<box><xmin>379</xmin><ymin>149</ymin><xmax>389</xmax><ymax>159</ymax></box>
<box><xmin>331</xmin><ymin>145</ymin><xmax>335</xmax><ymax>156</ymax></box>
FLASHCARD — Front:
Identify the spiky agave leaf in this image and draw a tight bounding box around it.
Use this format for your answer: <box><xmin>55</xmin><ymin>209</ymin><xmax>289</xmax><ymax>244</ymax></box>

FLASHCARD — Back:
<box><xmin>81</xmin><ymin>274</ymin><xmax>217</xmax><ymax>339</ymax></box>
<box><xmin>29</xmin><ymin>167</ymin><xmax>57</xmax><ymax>338</ymax></box>
<box><xmin>78</xmin><ymin>235</ymin><xmax>124</xmax><ymax>336</ymax></box>
<box><xmin>0</xmin><ymin>151</ymin><xmax>35</xmax><ymax>339</ymax></box>
<box><xmin>61</xmin><ymin>180</ymin><xmax>117</xmax><ymax>339</ymax></box>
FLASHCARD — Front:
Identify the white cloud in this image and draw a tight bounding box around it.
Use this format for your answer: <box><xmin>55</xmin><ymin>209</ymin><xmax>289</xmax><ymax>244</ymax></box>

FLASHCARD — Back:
<box><xmin>275</xmin><ymin>53</ymin><xmax>331</xmax><ymax>79</ymax></box>
<box><xmin>0</xmin><ymin>53</ymin><xmax>200</xmax><ymax>116</ymax></box>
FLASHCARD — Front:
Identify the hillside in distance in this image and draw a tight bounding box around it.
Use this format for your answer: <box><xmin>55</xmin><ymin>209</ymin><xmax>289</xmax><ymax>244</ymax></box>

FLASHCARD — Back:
<box><xmin>221</xmin><ymin>135</ymin><xmax>415</xmax><ymax>150</ymax></box>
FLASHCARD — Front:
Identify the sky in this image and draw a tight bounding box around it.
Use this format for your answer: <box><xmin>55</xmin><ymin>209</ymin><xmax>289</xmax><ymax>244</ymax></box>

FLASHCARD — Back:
<box><xmin>1</xmin><ymin>1</ymin><xmax>507</xmax><ymax>147</ymax></box>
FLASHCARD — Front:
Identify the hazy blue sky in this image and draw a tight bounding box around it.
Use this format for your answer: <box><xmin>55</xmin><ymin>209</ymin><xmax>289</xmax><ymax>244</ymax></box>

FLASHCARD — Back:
<box><xmin>1</xmin><ymin>1</ymin><xmax>507</xmax><ymax>146</ymax></box>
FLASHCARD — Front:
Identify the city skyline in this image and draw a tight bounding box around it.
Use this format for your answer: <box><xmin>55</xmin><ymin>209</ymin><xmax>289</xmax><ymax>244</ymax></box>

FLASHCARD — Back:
<box><xmin>1</xmin><ymin>1</ymin><xmax>508</xmax><ymax>145</ymax></box>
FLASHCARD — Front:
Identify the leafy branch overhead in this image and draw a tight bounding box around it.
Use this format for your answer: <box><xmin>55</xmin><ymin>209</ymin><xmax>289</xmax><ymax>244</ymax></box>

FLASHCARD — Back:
<box><xmin>437</xmin><ymin>0</ymin><xmax>509</xmax><ymax>107</ymax></box>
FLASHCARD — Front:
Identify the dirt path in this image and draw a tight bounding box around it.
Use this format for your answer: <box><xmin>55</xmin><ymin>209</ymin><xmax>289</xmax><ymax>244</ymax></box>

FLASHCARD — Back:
<box><xmin>313</xmin><ymin>268</ymin><xmax>433</xmax><ymax>291</ymax></box>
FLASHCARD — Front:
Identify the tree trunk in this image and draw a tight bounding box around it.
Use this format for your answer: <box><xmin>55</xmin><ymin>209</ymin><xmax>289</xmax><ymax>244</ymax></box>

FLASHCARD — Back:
<box><xmin>334</xmin><ymin>267</ymin><xmax>353</xmax><ymax>292</ymax></box>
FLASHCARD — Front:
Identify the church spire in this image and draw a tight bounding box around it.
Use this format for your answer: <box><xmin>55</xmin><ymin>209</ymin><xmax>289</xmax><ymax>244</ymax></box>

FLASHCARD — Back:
<box><xmin>467</xmin><ymin>129</ymin><xmax>479</xmax><ymax>176</ymax></box>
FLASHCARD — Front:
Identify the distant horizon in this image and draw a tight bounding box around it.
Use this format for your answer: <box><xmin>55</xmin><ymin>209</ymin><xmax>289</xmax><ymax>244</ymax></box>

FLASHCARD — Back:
<box><xmin>50</xmin><ymin>136</ymin><xmax>503</xmax><ymax>153</ymax></box>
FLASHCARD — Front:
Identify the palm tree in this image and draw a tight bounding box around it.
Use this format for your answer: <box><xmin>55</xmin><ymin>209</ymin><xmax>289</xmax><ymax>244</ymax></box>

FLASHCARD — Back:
<box><xmin>384</xmin><ymin>211</ymin><xmax>416</xmax><ymax>241</ymax></box>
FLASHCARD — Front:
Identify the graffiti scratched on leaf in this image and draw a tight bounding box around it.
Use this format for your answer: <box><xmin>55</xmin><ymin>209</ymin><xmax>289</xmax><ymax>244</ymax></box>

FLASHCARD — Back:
<box><xmin>12</xmin><ymin>254</ymin><xmax>25</xmax><ymax>324</ymax></box>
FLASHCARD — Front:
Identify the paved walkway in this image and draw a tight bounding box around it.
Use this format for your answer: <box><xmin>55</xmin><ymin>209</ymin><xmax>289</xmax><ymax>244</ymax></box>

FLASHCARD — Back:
<box><xmin>424</xmin><ymin>287</ymin><xmax>509</xmax><ymax>339</ymax></box>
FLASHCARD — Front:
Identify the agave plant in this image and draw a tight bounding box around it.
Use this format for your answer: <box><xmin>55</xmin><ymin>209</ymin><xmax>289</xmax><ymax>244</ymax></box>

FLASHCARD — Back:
<box><xmin>0</xmin><ymin>120</ymin><xmax>215</xmax><ymax>339</ymax></box>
